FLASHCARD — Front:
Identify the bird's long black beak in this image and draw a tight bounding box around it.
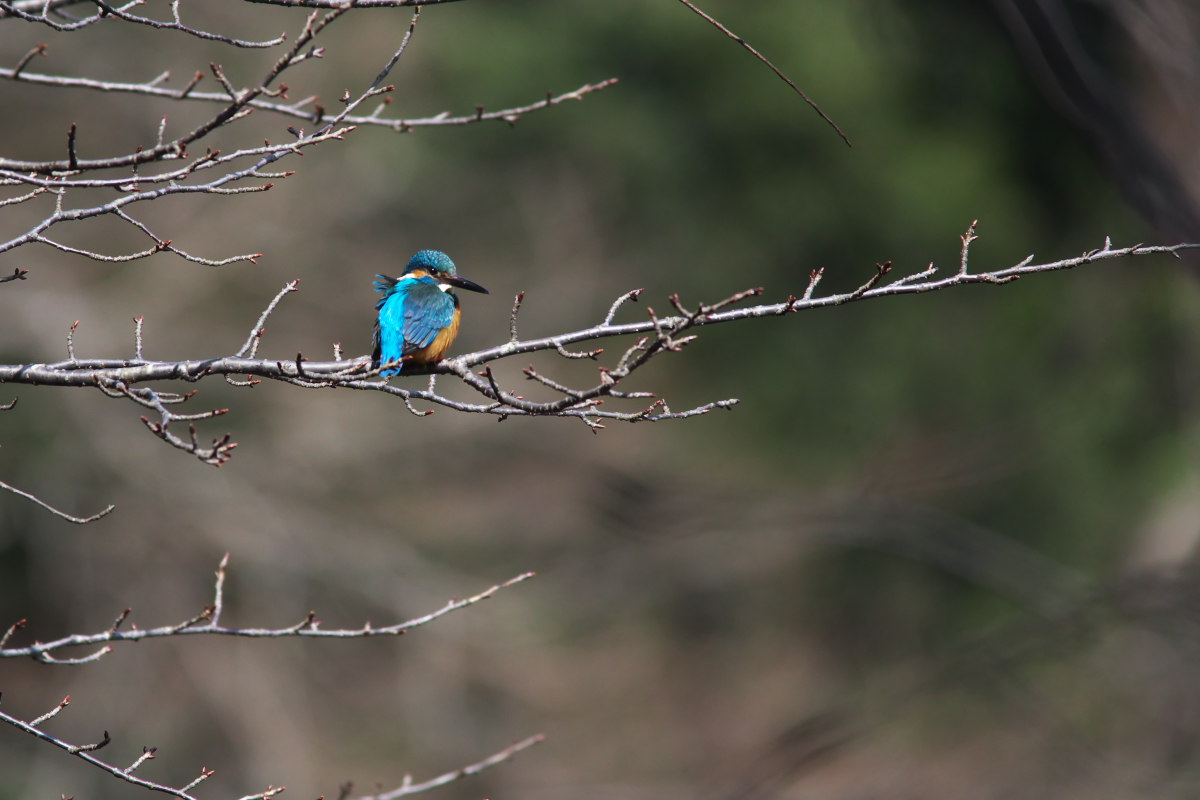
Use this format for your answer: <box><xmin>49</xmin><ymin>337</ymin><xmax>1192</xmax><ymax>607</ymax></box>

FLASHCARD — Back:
<box><xmin>445</xmin><ymin>273</ymin><xmax>489</xmax><ymax>294</ymax></box>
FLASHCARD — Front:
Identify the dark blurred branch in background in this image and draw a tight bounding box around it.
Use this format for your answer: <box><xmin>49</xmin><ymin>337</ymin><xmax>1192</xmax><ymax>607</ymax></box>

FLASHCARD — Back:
<box><xmin>994</xmin><ymin>0</ymin><xmax>1200</xmax><ymax>241</ymax></box>
<box><xmin>711</xmin><ymin>500</ymin><xmax>1200</xmax><ymax>800</ymax></box>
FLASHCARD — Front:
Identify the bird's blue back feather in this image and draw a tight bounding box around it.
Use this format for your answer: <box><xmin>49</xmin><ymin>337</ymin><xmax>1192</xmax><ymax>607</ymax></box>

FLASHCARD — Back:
<box><xmin>372</xmin><ymin>272</ymin><xmax>457</xmax><ymax>375</ymax></box>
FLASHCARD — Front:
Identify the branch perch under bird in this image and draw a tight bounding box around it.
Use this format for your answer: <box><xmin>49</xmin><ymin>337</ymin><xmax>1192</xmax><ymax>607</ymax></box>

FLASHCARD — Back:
<box><xmin>0</xmin><ymin>228</ymin><xmax>1193</xmax><ymax>473</ymax></box>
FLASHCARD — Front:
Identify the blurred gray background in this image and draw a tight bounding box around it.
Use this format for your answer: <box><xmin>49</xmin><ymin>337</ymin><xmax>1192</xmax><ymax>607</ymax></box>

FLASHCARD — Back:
<box><xmin>3</xmin><ymin>1</ymin><xmax>1200</xmax><ymax>798</ymax></box>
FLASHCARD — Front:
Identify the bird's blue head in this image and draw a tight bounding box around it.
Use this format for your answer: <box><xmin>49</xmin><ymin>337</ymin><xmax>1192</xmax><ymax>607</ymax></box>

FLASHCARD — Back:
<box><xmin>404</xmin><ymin>249</ymin><xmax>459</xmax><ymax>277</ymax></box>
<box><xmin>399</xmin><ymin>250</ymin><xmax>488</xmax><ymax>295</ymax></box>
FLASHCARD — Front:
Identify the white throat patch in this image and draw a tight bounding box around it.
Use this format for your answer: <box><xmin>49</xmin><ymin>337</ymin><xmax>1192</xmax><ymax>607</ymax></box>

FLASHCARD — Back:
<box><xmin>398</xmin><ymin>273</ymin><xmax>452</xmax><ymax>293</ymax></box>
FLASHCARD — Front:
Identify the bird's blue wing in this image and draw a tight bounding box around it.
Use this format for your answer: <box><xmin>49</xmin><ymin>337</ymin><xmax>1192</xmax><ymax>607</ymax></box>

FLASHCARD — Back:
<box><xmin>400</xmin><ymin>281</ymin><xmax>456</xmax><ymax>353</ymax></box>
<box><xmin>372</xmin><ymin>276</ymin><xmax>455</xmax><ymax>375</ymax></box>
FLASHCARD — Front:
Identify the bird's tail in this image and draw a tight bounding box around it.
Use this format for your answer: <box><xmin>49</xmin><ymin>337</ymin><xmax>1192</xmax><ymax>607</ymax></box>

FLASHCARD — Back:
<box><xmin>373</xmin><ymin>273</ymin><xmax>399</xmax><ymax>294</ymax></box>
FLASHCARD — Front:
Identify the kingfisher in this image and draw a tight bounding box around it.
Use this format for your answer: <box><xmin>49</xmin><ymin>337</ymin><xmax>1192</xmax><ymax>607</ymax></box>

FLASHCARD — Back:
<box><xmin>371</xmin><ymin>249</ymin><xmax>489</xmax><ymax>376</ymax></box>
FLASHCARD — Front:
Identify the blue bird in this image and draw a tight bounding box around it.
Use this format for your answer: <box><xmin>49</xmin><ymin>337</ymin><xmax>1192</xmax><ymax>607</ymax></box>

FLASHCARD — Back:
<box><xmin>371</xmin><ymin>250</ymin><xmax>489</xmax><ymax>376</ymax></box>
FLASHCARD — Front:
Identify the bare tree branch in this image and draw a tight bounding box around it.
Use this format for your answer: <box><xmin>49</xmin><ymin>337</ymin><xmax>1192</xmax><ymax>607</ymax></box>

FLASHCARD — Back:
<box><xmin>0</xmin><ymin>553</ymin><xmax>535</xmax><ymax>663</ymax></box>
<box><xmin>0</xmin><ymin>692</ymin><xmax>538</xmax><ymax>800</ymax></box>
<box><xmin>0</xmin><ymin>59</ymin><xmax>620</xmax><ymax>133</ymax></box>
<box><xmin>0</xmin><ymin>0</ymin><xmax>85</xmax><ymax>16</ymax></box>
<box><xmin>244</xmin><ymin>0</ymin><xmax>465</xmax><ymax>6</ymax></box>
<box><xmin>1</xmin><ymin>231</ymin><xmax>1194</xmax><ymax>458</ymax></box>
<box><xmin>348</xmin><ymin>734</ymin><xmax>546</xmax><ymax>800</ymax></box>
<box><xmin>0</xmin><ymin>552</ymin><xmax>540</xmax><ymax>797</ymax></box>
<box><xmin>0</xmin><ymin>9</ymin><xmax>341</xmax><ymax>175</ymax></box>
<box><xmin>0</xmin><ymin>478</ymin><xmax>114</xmax><ymax>524</ymax></box>
<box><xmin>0</xmin><ymin>7</ymin><xmax>615</xmax><ymax>268</ymax></box>
<box><xmin>0</xmin><ymin>698</ymin><xmax>235</xmax><ymax>800</ymax></box>
<box><xmin>0</xmin><ymin>0</ymin><xmax>286</xmax><ymax>46</ymax></box>
<box><xmin>0</xmin><ymin>8</ymin><xmax>362</xmax><ymax>266</ymax></box>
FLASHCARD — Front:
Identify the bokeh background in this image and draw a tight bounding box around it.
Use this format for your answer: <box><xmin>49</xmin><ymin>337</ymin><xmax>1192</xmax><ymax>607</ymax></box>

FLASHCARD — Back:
<box><xmin>3</xmin><ymin>1</ymin><xmax>1200</xmax><ymax>798</ymax></box>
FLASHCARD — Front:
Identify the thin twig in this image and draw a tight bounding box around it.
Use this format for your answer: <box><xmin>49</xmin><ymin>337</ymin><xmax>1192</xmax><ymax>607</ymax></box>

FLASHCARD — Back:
<box><xmin>0</xmin><ymin>699</ymin><xmax>271</xmax><ymax>800</ymax></box>
<box><xmin>237</xmin><ymin>279</ymin><xmax>301</xmax><ymax>357</ymax></box>
<box><xmin>673</xmin><ymin>0</ymin><xmax>851</xmax><ymax>146</ymax></box>
<box><xmin>132</xmin><ymin>316</ymin><xmax>144</xmax><ymax>360</ymax></box>
<box><xmin>959</xmin><ymin>218</ymin><xmax>979</xmax><ymax>275</ymax></box>
<box><xmin>352</xmin><ymin>733</ymin><xmax>546</xmax><ymax>800</ymax></box>
<box><xmin>0</xmin><ymin>479</ymin><xmax>114</xmax><ymax>524</ymax></box>
<box><xmin>508</xmin><ymin>291</ymin><xmax>525</xmax><ymax>343</ymax></box>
